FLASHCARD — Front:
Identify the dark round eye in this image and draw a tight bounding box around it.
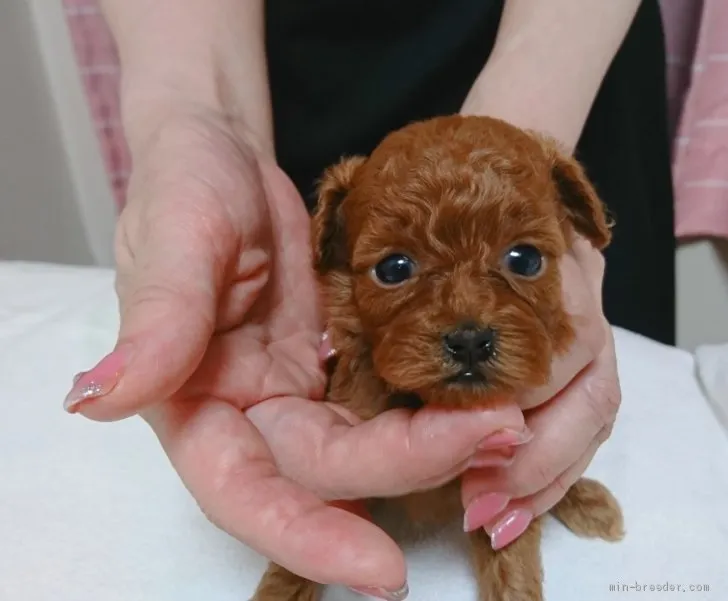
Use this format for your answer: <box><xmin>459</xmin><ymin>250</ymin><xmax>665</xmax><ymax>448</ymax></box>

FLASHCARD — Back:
<box><xmin>372</xmin><ymin>254</ymin><xmax>416</xmax><ymax>285</ymax></box>
<box><xmin>504</xmin><ymin>245</ymin><xmax>544</xmax><ymax>277</ymax></box>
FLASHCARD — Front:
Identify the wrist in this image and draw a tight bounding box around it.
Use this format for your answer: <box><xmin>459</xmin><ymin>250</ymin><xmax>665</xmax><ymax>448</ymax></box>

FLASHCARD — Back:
<box><xmin>120</xmin><ymin>58</ymin><xmax>275</xmax><ymax>160</ymax></box>
<box><xmin>460</xmin><ymin>0</ymin><xmax>640</xmax><ymax>152</ymax></box>
<box><xmin>119</xmin><ymin>73</ymin><xmax>272</xmax><ymax>159</ymax></box>
<box><xmin>460</xmin><ymin>55</ymin><xmax>584</xmax><ymax>152</ymax></box>
<box><xmin>104</xmin><ymin>1</ymin><xmax>273</xmax><ymax>157</ymax></box>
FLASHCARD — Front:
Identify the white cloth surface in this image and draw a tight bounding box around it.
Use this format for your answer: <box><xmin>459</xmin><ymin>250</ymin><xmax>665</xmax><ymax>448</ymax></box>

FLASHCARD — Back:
<box><xmin>695</xmin><ymin>343</ymin><xmax>728</xmax><ymax>433</ymax></box>
<box><xmin>1</xmin><ymin>260</ymin><xmax>727</xmax><ymax>601</ymax></box>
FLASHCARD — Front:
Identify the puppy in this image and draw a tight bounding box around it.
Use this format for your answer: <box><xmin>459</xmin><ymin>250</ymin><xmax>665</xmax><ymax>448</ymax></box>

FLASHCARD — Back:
<box><xmin>252</xmin><ymin>115</ymin><xmax>624</xmax><ymax>601</ymax></box>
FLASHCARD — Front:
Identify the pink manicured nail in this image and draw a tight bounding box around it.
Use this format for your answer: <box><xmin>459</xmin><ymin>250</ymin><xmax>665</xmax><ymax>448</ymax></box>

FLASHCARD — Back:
<box><xmin>463</xmin><ymin>493</ymin><xmax>511</xmax><ymax>532</ymax></box>
<box><xmin>490</xmin><ymin>509</ymin><xmax>533</xmax><ymax>550</ymax></box>
<box><xmin>468</xmin><ymin>447</ymin><xmax>516</xmax><ymax>468</ymax></box>
<box><xmin>319</xmin><ymin>330</ymin><xmax>336</xmax><ymax>362</ymax></box>
<box><xmin>63</xmin><ymin>345</ymin><xmax>131</xmax><ymax>413</ymax></box>
<box><xmin>349</xmin><ymin>582</ymin><xmax>409</xmax><ymax>600</ymax></box>
<box><xmin>478</xmin><ymin>427</ymin><xmax>533</xmax><ymax>451</ymax></box>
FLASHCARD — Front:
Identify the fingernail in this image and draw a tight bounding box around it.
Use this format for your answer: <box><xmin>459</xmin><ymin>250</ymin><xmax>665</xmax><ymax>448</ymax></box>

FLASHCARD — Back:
<box><xmin>463</xmin><ymin>492</ymin><xmax>511</xmax><ymax>532</ymax></box>
<box><xmin>468</xmin><ymin>447</ymin><xmax>516</xmax><ymax>468</ymax></box>
<box><xmin>63</xmin><ymin>345</ymin><xmax>131</xmax><ymax>413</ymax></box>
<box><xmin>349</xmin><ymin>582</ymin><xmax>409</xmax><ymax>601</ymax></box>
<box><xmin>489</xmin><ymin>509</ymin><xmax>533</xmax><ymax>550</ymax></box>
<box><xmin>478</xmin><ymin>427</ymin><xmax>533</xmax><ymax>451</ymax></box>
<box><xmin>319</xmin><ymin>330</ymin><xmax>336</xmax><ymax>362</ymax></box>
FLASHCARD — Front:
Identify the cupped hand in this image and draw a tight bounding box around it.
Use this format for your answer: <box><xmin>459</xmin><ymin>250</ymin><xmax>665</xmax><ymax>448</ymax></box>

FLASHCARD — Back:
<box><xmin>461</xmin><ymin>236</ymin><xmax>622</xmax><ymax>548</ymax></box>
<box><xmin>64</xmin><ymin>108</ymin><xmax>525</xmax><ymax>592</ymax></box>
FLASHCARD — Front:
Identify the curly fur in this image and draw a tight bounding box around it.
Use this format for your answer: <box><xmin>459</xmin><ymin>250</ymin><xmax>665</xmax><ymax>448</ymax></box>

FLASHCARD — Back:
<box><xmin>252</xmin><ymin>115</ymin><xmax>623</xmax><ymax>601</ymax></box>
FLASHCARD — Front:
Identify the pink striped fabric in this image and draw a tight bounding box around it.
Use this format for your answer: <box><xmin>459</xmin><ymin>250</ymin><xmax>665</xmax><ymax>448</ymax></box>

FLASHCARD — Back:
<box><xmin>62</xmin><ymin>0</ymin><xmax>129</xmax><ymax>211</ymax></box>
<box><xmin>666</xmin><ymin>0</ymin><xmax>728</xmax><ymax>239</ymax></box>
<box><xmin>62</xmin><ymin>1</ymin><xmax>728</xmax><ymax>239</ymax></box>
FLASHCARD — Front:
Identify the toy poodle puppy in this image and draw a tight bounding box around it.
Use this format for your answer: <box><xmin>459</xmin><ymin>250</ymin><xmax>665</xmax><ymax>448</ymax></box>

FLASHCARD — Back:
<box><xmin>252</xmin><ymin>114</ymin><xmax>624</xmax><ymax>601</ymax></box>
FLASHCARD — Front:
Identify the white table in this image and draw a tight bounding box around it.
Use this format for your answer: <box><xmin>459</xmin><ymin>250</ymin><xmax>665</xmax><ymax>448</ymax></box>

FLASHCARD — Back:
<box><xmin>1</xmin><ymin>261</ymin><xmax>727</xmax><ymax>601</ymax></box>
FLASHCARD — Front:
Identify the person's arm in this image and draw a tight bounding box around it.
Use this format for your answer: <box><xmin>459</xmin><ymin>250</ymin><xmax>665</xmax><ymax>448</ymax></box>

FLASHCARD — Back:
<box><xmin>461</xmin><ymin>0</ymin><xmax>641</xmax><ymax>151</ymax></box>
<box><xmin>99</xmin><ymin>0</ymin><xmax>273</xmax><ymax>156</ymax></box>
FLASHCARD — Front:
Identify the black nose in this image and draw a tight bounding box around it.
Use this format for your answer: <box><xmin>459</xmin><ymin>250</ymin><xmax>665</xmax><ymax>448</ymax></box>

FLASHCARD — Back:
<box><xmin>443</xmin><ymin>326</ymin><xmax>495</xmax><ymax>364</ymax></box>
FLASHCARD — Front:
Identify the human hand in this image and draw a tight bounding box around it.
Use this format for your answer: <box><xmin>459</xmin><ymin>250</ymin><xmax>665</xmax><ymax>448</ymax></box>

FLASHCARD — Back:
<box><xmin>460</xmin><ymin>236</ymin><xmax>621</xmax><ymax>548</ymax></box>
<box><xmin>63</xmin><ymin>107</ymin><xmax>526</xmax><ymax>593</ymax></box>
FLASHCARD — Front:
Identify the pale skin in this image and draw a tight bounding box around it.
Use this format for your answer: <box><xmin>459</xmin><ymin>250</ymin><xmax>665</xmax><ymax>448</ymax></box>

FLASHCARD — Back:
<box><xmin>67</xmin><ymin>0</ymin><xmax>636</xmax><ymax>595</ymax></box>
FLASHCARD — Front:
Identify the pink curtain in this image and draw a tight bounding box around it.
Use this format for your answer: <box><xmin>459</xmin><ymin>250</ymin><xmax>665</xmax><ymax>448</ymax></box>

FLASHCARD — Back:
<box><xmin>664</xmin><ymin>0</ymin><xmax>728</xmax><ymax>239</ymax></box>
<box><xmin>63</xmin><ymin>0</ymin><xmax>129</xmax><ymax>211</ymax></box>
<box><xmin>62</xmin><ymin>1</ymin><xmax>728</xmax><ymax>239</ymax></box>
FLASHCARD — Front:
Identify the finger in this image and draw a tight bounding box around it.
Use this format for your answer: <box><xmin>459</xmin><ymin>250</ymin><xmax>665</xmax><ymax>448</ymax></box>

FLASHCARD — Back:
<box><xmin>460</xmin><ymin>435</ymin><xmax>603</xmax><ymax>547</ymax></box>
<box><xmin>142</xmin><ymin>397</ymin><xmax>407</xmax><ymax>591</ymax></box>
<box><xmin>518</xmin><ymin>250</ymin><xmax>605</xmax><ymax>410</ymax></box>
<box><xmin>63</xmin><ymin>122</ymin><xmax>277</xmax><ymax>421</ymax></box>
<box><xmin>461</xmin><ymin>328</ymin><xmax>619</xmax><ymax>501</ymax></box>
<box><xmin>511</xmin><ymin>432</ymin><xmax>603</xmax><ymax>518</ymax></box>
<box><xmin>247</xmin><ymin>396</ymin><xmax>526</xmax><ymax>500</ymax></box>
<box><xmin>66</xmin><ymin>215</ymin><xmax>225</xmax><ymax>421</ymax></box>
<box><xmin>256</xmin><ymin>160</ymin><xmax>322</xmax><ymax>338</ymax></box>
<box><xmin>183</xmin><ymin>327</ymin><xmax>326</xmax><ymax>410</ymax></box>
<box><xmin>319</xmin><ymin>330</ymin><xmax>336</xmax><ymax>362</ymax></box>
<box><xmin>571</xmin><ymin>235</ymin><xmax>606</xmax><ymax>310</ymax></box>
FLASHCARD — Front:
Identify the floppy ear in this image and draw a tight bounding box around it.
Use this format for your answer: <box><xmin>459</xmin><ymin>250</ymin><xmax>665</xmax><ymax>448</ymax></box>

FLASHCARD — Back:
<box><xmin>311</xmin><ymin>156</ymin><xmax>367</xmax><ymax>274</ymax></box>
<box><xmin>551</xmin><ymin>153</ymin><xmax>613</xmax><ymax>250</ymax></box>
<box><xmin>532</xmin><ymin>132</ymin><xmax>613</xmax><ymax>249</ymax></box>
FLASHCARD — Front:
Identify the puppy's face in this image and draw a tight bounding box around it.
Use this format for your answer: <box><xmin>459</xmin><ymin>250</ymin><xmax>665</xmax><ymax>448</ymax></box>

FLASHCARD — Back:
<box><xmin>312</xmin><ymin>116</ymin><xmax>610</xmax><ymax>407</ymax></box>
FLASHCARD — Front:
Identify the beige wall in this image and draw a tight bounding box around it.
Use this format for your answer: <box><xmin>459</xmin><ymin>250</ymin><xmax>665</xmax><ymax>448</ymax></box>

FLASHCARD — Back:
<box><xmin>0</xmin><ymin>1</ymin><xmax>93</xmax><ymax>265</ymax></box>
<box><xmin>677</xmin><ymin>241</ymin><xmax>728</xmax><ymax>350</ymax></box>
<box><xmin>0</xmin><ymin>1</ymin><xmax>116</xmax><ymax>266</ymax></box>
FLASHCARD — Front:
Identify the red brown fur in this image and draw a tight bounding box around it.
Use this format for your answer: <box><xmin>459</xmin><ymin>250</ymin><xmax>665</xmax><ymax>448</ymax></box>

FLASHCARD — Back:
<box><xmin>252</xmin><ymin>115</ymin><xmax>623</xmax><ymax>601</ymax></box>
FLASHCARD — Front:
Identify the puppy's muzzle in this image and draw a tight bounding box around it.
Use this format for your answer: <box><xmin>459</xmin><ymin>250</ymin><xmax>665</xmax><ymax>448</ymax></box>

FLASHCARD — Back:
<box><xmin>443</xmin><ymin>325</ymin><xmax>495</xmax><ymax>383</ymax></box>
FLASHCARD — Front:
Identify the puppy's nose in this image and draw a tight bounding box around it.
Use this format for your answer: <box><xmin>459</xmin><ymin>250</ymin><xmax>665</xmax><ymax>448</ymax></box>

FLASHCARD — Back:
<box><xmin>443</xmin><ymin>326</ymin><xmax>495</xmax><ymax>364</ymax></box>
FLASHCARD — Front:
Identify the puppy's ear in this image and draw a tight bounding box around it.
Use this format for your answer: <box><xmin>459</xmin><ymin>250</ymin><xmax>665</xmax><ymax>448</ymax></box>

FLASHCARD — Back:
<box><xmin>533</xmin><ymin>133</ymin><xmax>612</xmax><ymax>249</ymax></box>
<box><xmin>551</xmin><ymin>154</ymin><xmax>613</xmax><ymax>250</ymax></box>
<box><xmin>311</xmin><ymin>156</ymin><xmax>366</xmax><ymax>274</ymax></box>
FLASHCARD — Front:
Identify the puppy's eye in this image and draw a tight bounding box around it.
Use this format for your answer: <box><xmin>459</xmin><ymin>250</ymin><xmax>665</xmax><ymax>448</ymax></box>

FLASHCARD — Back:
<box><xmin>372</xmin><ymin>254</ymin><xmax>416</xmax><ymax>286</ymax></box>
<box><xmin>503</xmin><ymin>245</ymin><xmax>544</xmax><ymax>278</ymax></box>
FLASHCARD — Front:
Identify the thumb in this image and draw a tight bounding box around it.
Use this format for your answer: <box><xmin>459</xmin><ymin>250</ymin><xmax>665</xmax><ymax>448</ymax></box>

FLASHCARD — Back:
<box><xmin>247</xmin><ymin>396</ymin><xmax>526</xmax><ymax>500</ymax></box>
<box><xmin>65</xmin><ymin>216</ymin><xmax>223</xmax><ymax>421</ymax></box>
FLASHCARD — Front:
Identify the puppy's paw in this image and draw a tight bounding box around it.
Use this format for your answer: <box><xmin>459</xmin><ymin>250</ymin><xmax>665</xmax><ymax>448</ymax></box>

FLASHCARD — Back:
<box><xmin>469</xmin><ymin>521</ymin><xmax>545</xmax><ymax>601</ymax></box>
<box><xmin>550</xmin><ymin>478</ymin><xmax>624</xmax><ymax>541</ymax></box>
<box><xmin>251</xmin><ymin>563</ymin><xmax>320</xmax><ymax>601</ymax></box>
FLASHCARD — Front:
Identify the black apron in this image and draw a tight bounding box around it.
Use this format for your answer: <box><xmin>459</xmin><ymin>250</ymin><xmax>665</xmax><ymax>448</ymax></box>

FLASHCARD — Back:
<box><xmin>266</xmin><ymin>0</ymin><xmax>676</xmax><ymax>345</ymax></box>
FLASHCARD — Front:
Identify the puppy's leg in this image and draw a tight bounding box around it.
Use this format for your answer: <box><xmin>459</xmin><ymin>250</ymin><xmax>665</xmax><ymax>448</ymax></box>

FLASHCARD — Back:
<box><xmin>550</xmin><ymin>477</ymin><xmax>624</xmax><ymax>541</ymax></box>
<box><xmin>469</xmin><ymin>517</ymin><xmax>544</xmax><ymax>601</ymax></box>
<box><xmin>251</xmin><ymin>562</ymin><xmax>320</xmax><ymax>601</ymax></box>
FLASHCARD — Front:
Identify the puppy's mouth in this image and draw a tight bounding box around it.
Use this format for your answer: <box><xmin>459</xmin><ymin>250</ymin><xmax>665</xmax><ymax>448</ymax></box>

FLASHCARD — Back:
<box><xmin>444</xmin><ymin>368</ymin><xmax>488</xmax><ymax>386</ymax></box>
<box><xmin>415</xmin><ymin>363</ymin><xmax>499</xmax><ymax>409</ymax></box>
